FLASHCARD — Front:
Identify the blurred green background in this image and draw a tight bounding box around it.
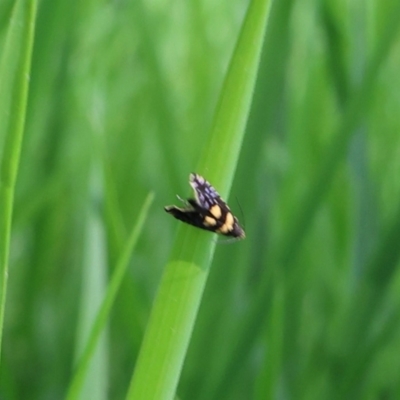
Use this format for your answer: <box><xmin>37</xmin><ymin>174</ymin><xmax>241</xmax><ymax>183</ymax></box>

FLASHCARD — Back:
<box><xmin>1</xmin><ymin>0</ymin><xmax>400</xmax><ymax>399</ymax></box>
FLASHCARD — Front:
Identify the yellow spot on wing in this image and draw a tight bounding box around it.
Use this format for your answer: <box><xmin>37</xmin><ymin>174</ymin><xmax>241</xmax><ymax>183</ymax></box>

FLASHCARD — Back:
<box><xmin>204</xmin><ymin>216</ymin><xmax>217</xmax><ymax>226</ymax></box>
<box><xmin>217</xmin><ymin>212</ymin><xmax>234</xmax><ymax>234</ymax></box>
<box><xmin>210</xmin><ymin>205</ymin><xmax>222</xmax><ymax>219</ymax></box>
<box><xmin>225</xmin><ymin>212</ymin><xmax>234</xmax><ymax>228</ymax></box>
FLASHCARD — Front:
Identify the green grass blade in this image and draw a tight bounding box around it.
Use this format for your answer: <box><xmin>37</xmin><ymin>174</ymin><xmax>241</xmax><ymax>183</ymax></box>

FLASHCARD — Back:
<box><xmin>337</xmin><ymin>200</ymin><xmax>400</xmax><ymax>392</ymax></box>
<box><xmin>75</xmin><ymin>186</ymin><xmax>109</xmax><ymax>400</ymax></box>
<box><xmin>126</xmin><ymin>0</ymin><xmax>272</xmax><ymax>399</ymax></box>
<box><xmin>0</xmin><ymin>0</ymin><xmax>37</xmax><ymax>359</ymax></box>
<box><xmin>207</xmin><ymin>0</ymin><xmax>400</xmax><ymax>396</ymax></box>
<box><xmin>65</xmin><ymin>192</ymin><xmax>154</xmax><ymax>400</ymax></box>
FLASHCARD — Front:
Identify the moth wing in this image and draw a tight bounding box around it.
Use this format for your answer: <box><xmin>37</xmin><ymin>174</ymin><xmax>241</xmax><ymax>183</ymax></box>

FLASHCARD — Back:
<box><xmin>189</xmin><ymin>173</ymin><xmax>228</xmax><ymax>210</ymax></box>
<box><xmin>164</xmin><ymin>206</ymin><xmax>216</xmax><ymax>232</ymax></box>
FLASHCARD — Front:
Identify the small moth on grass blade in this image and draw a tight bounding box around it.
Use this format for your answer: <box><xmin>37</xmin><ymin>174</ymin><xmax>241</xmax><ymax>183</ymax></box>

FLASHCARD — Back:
<box><xmin>165</xmin><ymin>173</ymin><xmax>245</xmax><ymax>240</ymax></box>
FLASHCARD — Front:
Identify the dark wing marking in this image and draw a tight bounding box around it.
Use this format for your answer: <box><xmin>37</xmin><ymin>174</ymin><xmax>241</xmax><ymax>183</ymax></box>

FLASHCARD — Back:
<box><xmin>164</xmin><ymin>206</ymin><xmax>217</xmax><ymax>233</ymax></box>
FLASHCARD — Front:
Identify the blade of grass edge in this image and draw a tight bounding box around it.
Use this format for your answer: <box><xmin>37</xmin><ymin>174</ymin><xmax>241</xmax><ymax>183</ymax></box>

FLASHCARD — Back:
<box><xmin>0</xmin><ymin>0</ymin><xmax>38</xmax><ymax>360</ymax></box>
<box><xmin>126</xmin><ymin>0</ymin><xmax>272</xmax><ymax>399</ymax></box>
<box><xmin>65</xmin><ymin>192</ymin><xmax>154</xmax><ymax>400</ymax></box>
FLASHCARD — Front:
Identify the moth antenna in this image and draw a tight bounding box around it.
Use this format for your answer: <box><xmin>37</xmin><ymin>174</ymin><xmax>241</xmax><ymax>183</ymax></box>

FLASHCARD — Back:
<box><xmin>235</xmin><ymin>196</ymin><xmax>246</xmax><ymax>230</ymax></box>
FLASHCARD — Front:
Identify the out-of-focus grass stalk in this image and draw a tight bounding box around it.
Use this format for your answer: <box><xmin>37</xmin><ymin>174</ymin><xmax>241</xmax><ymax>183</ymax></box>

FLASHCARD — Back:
<box><xmin>0</xmin><ymin>0</ymin><xmax>38</xmax><ymax>360</ymax></box>
<box><xmin>65</xmin><ymin>192</ymin><xmax>154</xmax><ymax>400</ymax></box>
<box><xmin>209</xmin><ymin>1</ymin><xmax>400</xmax><ymax>397</ymax></box>
<box><xmin>126</xmin><ymin>0</ymin><xmax>272</xmax><ymax>398</ymax></box>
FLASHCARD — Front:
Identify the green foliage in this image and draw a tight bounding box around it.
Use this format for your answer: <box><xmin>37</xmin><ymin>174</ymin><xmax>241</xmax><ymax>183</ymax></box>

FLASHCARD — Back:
<box><xmin>1</xmin><ymin>0</ymin><xmax>400</xmax><ymax>399</ymax></box>
<box><xmin>127</xmin><ymin>0</ymin><xmax>270</xmax><ymax>398</ymax></box>
<box><xmin>0</xmin><ymin>0</ymin><xmax>37</xmax><ymax>359</ymax></box>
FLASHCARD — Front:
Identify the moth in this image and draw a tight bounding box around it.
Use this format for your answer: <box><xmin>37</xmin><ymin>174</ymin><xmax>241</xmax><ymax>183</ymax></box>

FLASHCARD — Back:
<box><xmin>164</xmin><ymin>173</ymin><xmax>245</xmax><ymax>239</ymax></box>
